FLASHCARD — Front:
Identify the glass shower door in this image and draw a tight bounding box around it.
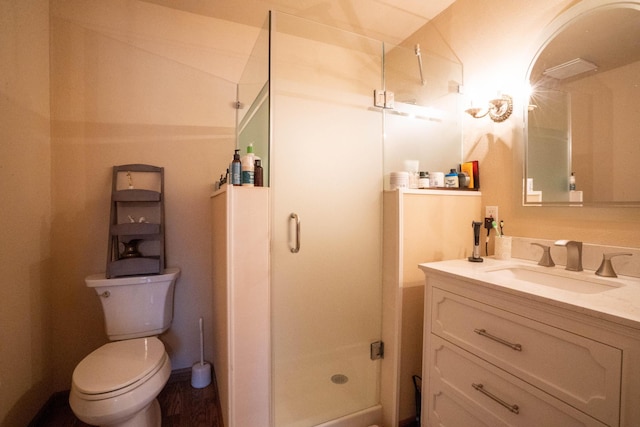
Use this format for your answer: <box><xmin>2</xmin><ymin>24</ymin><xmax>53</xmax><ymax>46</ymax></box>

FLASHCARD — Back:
<box><xmin>270</xmin><ymin>12</ymin><xmax>384</xmax><ymax>427</ymax></box>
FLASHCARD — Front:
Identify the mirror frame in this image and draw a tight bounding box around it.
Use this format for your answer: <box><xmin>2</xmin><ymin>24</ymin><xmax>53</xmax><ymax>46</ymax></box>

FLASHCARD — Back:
<box><xmin>523</xmin><ymin>0</ymin><xmax>640</xmax><ymax>207</ymax></box>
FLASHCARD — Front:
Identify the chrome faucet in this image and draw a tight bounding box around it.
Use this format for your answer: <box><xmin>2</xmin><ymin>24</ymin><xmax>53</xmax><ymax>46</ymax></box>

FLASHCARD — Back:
<box><xmin>554</xmin><ymin>240</ymin><xmax>583</xmax><ymax>271</ymax></box>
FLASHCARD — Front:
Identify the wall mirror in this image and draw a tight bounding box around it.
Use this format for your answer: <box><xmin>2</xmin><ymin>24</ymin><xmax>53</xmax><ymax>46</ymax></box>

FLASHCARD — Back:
<box><xmin>525</xmin><ymin>0</ymin><xmax>640</xmax><ymax>206</ymax></box>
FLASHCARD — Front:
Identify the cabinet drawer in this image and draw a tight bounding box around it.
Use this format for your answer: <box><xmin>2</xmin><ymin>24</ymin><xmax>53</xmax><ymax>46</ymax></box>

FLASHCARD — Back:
<box><xmin>428</xmin><ymin>335</ymin><xmax>609</xmax><ymax>427</ymax></box>
<box><xmin>431</xmin><ymin>287</ymin><xmax>621</xmax><ymax>426</ymax></box>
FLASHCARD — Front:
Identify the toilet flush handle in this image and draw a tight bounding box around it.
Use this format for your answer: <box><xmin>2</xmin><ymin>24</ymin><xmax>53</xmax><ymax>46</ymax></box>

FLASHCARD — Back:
<box><xmin>100</xmin><ymin>291</ymin><xmax>111</xmax><ymax>298</ymax></box>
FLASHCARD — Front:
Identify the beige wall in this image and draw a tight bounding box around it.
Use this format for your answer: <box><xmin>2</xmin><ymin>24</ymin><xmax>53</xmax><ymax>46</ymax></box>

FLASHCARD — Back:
<box><xmin>2</xmin><ymin>0</ymin><xmax>255</xmax><ymax>415</ymax></box>
<box><xmin>3</xmin><ymin>0</ymin><xmax>640</xmax><ymax>423</ymax></box>
<box><xmin>417</xmin><ymin>0</ymin><xmax>640</xmax><ymax>247</ymax></box>
<box><xmin>0</xmin><ymin>0</ymin><xmax>53</xmax><ymax>424</ymax></box>
<box><xmin>47</xmin><ymin>0</ymin><xmax>260</xmax><ymax>391</ymax></box>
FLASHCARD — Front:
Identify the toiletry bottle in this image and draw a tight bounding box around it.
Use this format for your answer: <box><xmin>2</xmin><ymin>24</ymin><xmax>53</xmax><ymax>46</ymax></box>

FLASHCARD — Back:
<box><xmin>231</xmin><ymin>149</ymin><xmax>241</xmax><ymax>186</ymax></box>
<box><xmin>458</xmin><ymin>171</ymin><xmax>469</xmax><ymax>188</ymax></box>
<box><xmin>418</xmin><ymin>172</ymin><xmax>430</xmax><ymax>189</ymax></box>
<box><xmin>444</xmin><ymin>169</ymin><xmax>459</xmax><ymax>188</ymax></box>
<box><xmin>569</xmin><ymin>172</ymin><xmax>576</xmax><ymax>191</ymax></box>
<box><xmin>254</xmin><ymin>159</ymin><xmax>264</xmax><ymax>187</ymax></box>
<box><xmin>431</xmin><ymin>172</ymin><xmax>444</xmax><ymax>187</ymax></box>
<box><xmin>241</xmin><ymin>144</ymin><xmax>255</xmax><ymax>186</ymax></box>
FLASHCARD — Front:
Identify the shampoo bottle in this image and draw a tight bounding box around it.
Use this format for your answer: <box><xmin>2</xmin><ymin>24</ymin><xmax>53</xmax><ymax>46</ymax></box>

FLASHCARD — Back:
<box><xmin>231</xmin><ymin>149</ymin><xmax>241</xmax><ymax>186</ymax></box>
<box><xmin>241</xmin><ymin>144</ymin><xmax>255</xmax><ymax>186</ymax></box>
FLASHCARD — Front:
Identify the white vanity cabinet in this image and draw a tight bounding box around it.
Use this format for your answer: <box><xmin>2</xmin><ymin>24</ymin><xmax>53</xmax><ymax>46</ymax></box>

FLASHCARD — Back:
<box><xmin>421</xmin><ymin>267</ymin><xmax>640</xmax><ymax>427</ymax></box>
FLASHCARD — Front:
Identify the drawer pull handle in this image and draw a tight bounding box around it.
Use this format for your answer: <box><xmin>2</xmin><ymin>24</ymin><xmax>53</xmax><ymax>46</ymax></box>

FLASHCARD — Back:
<box><xmin>474</xmin><ymin>328</ymin><xmax>522</xmax><ymax>351</ymax></box>
<box><xmin>472</xmin><ymin>383</ymin><xmax>520</xmax><ymax>414</ymax></box>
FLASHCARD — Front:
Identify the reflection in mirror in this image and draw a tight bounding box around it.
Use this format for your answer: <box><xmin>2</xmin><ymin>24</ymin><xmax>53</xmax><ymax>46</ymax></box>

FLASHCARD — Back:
<box><xmin>525</xmin><ymin>1</ymin><xmax>640</xmax><ymax>206</ymax></box>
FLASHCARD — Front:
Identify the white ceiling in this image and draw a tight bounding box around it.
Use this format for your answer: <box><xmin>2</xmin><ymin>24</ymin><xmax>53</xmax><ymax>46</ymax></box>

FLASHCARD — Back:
<box><xmin>139</xmin><ymin>0</ymin><xmax>456</xmax><ymax>44</ymax></box>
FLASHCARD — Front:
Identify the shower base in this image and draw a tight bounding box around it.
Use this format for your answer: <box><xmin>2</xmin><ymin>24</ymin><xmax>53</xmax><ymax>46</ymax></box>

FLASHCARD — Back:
<box><xmin>315</xmin><ymin>405</ymin><xmax>382</xmax><ymax>427</ymax></box>
<box><xmin>274</xmin><ymin>343</ymin><xmax>381</xmax><ymax>427</ymax></box>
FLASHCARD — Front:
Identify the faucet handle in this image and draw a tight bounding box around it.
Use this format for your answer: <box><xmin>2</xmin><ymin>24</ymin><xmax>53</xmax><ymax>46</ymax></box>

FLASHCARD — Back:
<box><xmin>596</xmin><ymin>252</ymin><xmax>633</xmax><ymax>278</ymax></box>
<box><xmin>531</xmin><ymin>243</ymin><xmax>555</xmax><ymax>267</ymax></box>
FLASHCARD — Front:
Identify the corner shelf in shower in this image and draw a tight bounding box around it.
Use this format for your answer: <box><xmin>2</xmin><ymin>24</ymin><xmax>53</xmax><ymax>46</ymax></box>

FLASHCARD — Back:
<box><xmin>106</xmin><ymin>164</ymin><xmax>165</xmax><ymax>278</ymax></box>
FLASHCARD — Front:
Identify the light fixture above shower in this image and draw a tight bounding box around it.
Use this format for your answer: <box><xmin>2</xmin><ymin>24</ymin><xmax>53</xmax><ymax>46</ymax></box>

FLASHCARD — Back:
<box><xmin>415</xmin><ymin>44</ymin><xmax>426</xmax><ymax>86</ymax></box>
<box><xmin>465</xmin><ymin>94</ymin><xmax>513</xmax><ymax>122</ymax></box>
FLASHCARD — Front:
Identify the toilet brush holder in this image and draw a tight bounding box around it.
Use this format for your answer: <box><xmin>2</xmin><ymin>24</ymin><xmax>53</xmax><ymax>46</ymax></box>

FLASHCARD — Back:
<box><xmin>191</xmin><ymin>361</ymin><xmax>212</xmax><ymax>388</ymax></box>
<box><xmin>191</xmin><ymin>317</ymin><xmax>212</xmax><ymax>388</ymax></box>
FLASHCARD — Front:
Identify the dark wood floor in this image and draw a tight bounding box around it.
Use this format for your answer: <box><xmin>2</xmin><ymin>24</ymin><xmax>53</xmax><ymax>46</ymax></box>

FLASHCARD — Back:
<box><xmin>32</xmin><ymin>368</ymin><xmax>224</xmax><ymax>427</ymax></box>
<box><xmin>33</xmin><ymin>368</ymin><xmax>420</xmax><ymax>426</ymax></box>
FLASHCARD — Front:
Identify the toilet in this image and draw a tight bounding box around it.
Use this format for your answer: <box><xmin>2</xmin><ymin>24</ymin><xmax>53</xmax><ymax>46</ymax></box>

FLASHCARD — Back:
<box><xmin>69</xmin><ymin>268</ymin><xmax>180</xmax><ymax>427</ymax></box>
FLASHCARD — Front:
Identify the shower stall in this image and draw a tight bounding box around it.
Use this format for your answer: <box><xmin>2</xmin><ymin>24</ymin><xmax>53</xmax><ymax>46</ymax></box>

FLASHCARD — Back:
<box><xmin>234</xmin><ymin>11</ymin><xmax>463</xmax><ymax>427</ymax></box>
<box><xmin>269</xmin><ymin>14</ymin><xmax>383</xmax><ymax>427</ymax></box>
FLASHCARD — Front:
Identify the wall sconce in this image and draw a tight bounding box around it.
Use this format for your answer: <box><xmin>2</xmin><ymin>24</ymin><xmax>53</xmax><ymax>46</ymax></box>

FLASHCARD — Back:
<box><xmin>465</xmin><ymin>94</ymin><xmax>513</xmax><ymax>122</ymax></box>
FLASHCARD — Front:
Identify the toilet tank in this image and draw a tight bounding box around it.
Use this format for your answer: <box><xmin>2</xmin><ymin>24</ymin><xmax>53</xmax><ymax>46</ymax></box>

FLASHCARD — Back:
<box><xmin>85</xmin><ymin>268</ymin><xmax>180</xmax><ymax>340</ymax></box>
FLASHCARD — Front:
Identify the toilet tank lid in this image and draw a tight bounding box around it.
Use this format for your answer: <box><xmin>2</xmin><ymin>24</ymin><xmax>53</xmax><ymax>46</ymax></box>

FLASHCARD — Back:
<box><xmin>85</xmin><ymin>267</ymin><xmax>180</xmax><ymax>288</ymax></box>
<box><xmin>72</xmin><ymin>337</ymin><xmax>166</xmax><ymax>395</ymax></box>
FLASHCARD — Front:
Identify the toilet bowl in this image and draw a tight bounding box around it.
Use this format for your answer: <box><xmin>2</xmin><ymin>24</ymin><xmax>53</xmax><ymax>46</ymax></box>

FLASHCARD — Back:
<box><xmin>70</xmin><ymin>337</ymin><xmax>171</xmax><ymax>427</ymax></box>
<box><xmin>69</xmin><ymin>269</ymin><xmax>180</xmax><ymax>426</ymax></box>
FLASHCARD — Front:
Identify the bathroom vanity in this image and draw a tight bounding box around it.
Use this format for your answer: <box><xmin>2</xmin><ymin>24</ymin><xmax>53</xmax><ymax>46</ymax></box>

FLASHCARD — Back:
<box><xmin>420</xmin><ymin>258</ymin><xmax>640</xmax><ymax>427</ymax></box>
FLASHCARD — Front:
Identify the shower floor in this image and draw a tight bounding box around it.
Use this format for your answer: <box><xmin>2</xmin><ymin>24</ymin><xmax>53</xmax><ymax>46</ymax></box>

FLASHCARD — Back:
<box><xmin>274</xmin><ymin>343</ymin><xmax>380</xmax><ymax>427</ymax></box>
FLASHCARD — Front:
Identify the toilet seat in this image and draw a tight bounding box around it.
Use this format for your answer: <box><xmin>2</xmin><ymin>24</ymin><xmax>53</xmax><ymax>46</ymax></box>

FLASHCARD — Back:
<box><xmin>72</xmin><ymin>337</ymin><xmax>166</xmax><ymax>400</ymax></box>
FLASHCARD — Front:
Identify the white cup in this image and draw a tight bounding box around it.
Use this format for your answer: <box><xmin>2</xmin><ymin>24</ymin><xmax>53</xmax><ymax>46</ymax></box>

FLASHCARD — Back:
<box><xmin>494</xmin><ymin>236</ymin><xmax>512</xmax><ymax>260</ymax></box>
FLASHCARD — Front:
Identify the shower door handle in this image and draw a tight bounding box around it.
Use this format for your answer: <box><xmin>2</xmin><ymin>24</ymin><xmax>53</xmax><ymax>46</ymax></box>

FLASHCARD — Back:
<box><xmin>289</xmin><ymin>213</ymin><xmax>301</xmax><ymax>253</ymax></box>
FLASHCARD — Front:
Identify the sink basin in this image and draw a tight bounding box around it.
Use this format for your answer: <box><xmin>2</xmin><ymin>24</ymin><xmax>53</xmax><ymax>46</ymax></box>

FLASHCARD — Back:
<box><xmin>483</xmin><ymin>265</ymin><xmax>623</xmax><ymax>294</ymax></box>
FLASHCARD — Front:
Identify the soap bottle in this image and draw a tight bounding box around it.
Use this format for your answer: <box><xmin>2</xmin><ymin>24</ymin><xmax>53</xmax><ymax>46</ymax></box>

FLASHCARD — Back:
<box><xmin>241</xmin><ymin>144</ymin><xmax>255</xmax><ymax>186</ymax></box>
<box><xmin>569</xmin><ymin>172</ymin><xmax>576</xmax><ymax>191</ymax></box>
<box><xmin>444</xmin><ymin>169</ymin><xmax>459</xmax><ymax>188</ymax></box>
<box><xmin>231</xmin><ymin>149</ymin><xmax>241</xmax><ymax>186</ymax></box>
<box><xmin>254</xmin><ymin>159</ymin><xmax>264</xmax><ymax>187</ymax></box>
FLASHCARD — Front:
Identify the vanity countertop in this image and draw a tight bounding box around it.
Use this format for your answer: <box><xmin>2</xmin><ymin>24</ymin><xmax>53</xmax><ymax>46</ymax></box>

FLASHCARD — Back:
<box><xmin>419</xmin><ymin>257</ymin><xmax>640</xmax><ymax>331</ymax></box>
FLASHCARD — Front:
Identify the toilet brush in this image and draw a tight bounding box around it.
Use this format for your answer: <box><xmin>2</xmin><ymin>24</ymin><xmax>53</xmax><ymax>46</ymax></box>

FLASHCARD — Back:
<box><xmin>191</xmin><ymin>317</ymin><xmax>212</xmax><ymax>388</ymax></box>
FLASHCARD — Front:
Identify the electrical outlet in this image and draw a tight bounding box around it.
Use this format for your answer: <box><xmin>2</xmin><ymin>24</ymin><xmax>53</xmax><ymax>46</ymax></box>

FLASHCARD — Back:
<box><xmin>485</xmin><ymin>205</ymin><xmax>499</xmax><ymax>221</ymax></box>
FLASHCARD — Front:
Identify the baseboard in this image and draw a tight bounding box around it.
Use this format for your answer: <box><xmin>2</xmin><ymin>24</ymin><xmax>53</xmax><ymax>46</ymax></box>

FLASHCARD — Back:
<box><xmin>166</xmin><ymin>366</ymin><xmax>192</xmax><ymax>383</ymax></box>
<box><xmin>28</xmin><ymin>391</ymin><xmax>69</xmax><ymax>427</ymax></box>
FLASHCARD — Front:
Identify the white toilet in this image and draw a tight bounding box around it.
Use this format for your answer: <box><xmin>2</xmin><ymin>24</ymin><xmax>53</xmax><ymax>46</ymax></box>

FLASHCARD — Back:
<box><xmin>69</xmin><ymin>268</ymin><xmax>180</xmax><ymax>427</ymax></box>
